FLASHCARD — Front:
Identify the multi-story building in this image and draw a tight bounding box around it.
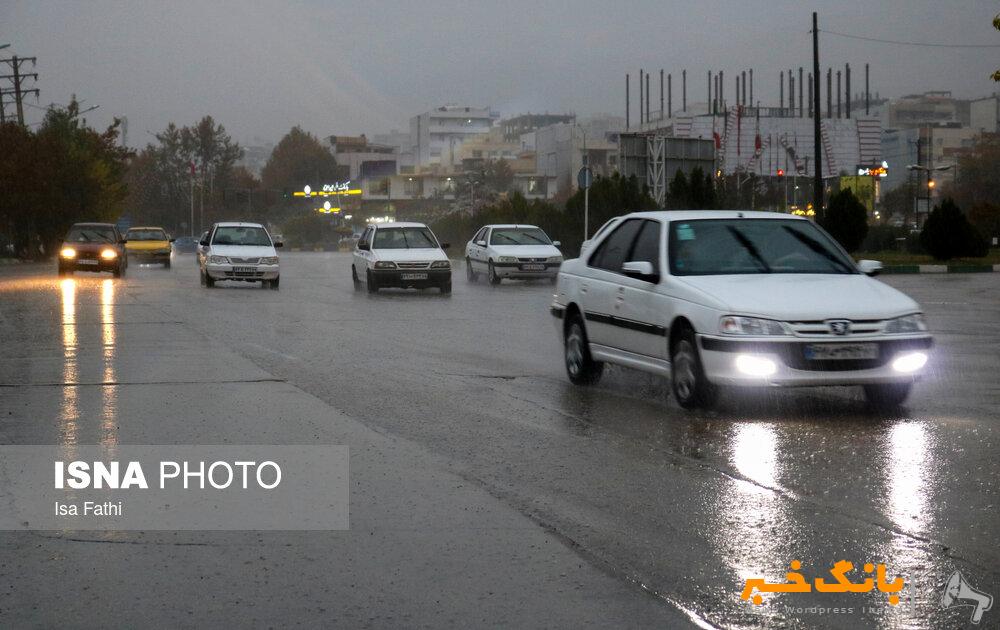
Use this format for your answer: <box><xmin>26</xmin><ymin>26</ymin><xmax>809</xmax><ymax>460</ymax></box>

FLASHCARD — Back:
<box><xmin>409</xmin><ymin>105</ymin><xmax>499</xmax><ymax>169</ymax></box>
<box><xmin>326</xmin><ymin>134</ymin><xmax>397</xmax><ymax>181</ymax></box>
<box><xmin>970</xmin><ymin>95</ymin><xmax>1000</xmax><ymax>134</ymax></box>
<box><xmin>883</xmin><ymin>91</ymin><xmax>970</xmax><ymax>129</ymax></box>
<box><xmin>534</xmin><ymin>115</ymin><xmax>625</xmax><ymax>192</ymax></box>
<box><xmin>500</xmin><ymin>113</ymin><xmax>575</xmax><ymax>143</ymax></box>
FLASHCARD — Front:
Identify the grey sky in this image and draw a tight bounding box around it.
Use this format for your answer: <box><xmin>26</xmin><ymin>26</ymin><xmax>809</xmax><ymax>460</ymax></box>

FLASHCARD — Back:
<box><xmin>3</xmin><ymin>1</ymin><xmax>997</xmax><ymax>147</ymax></box>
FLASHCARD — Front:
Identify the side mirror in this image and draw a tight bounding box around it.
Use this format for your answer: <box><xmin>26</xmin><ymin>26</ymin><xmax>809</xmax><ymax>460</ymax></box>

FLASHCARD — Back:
<box><xmin>475</xmin><ymin>240</ymin><xmax>486</xmax><ymax>247</ymax></box>
<box><xmin>169</xmin><ymin>238</ymin><xmax>176</xmax><ymax>243</ymax></box>
<box><xmin>440</xmin><ymin>243</ymin><xmax>451</xmax><ymax>250</ymax></box>
<box><xmin>274</xmin><ymin>241</ymin><xmax>284</xmax><ymax>248</ymax></box>
<box><xmin>199</xmin><ymin>240</ymin><xmax>209</xmax><ymax>247</ymax></box>
<box><xmin>357</xmin><ymin>242</ymin><xmax>370</xmax><ymax>251</ymax></box>
<box><xmin>857</xmin><ymin>259</ymin><xmax>883</xmax><ymax>277</ymax></box>
<box><xmin>552</xmin><ymin>241</ymin><xmax>561</xmax><ymax>247</ymax></box>
<box><xmin>622</xmin><ymin>261</ymin><xmax>659</xmax><ymax>283</ymax></box>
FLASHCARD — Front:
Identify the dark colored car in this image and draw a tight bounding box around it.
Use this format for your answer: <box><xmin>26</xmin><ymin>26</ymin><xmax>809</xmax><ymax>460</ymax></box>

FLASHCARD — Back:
<box><xmin>172</xmin><ymin>236</ymin><xmax>199</xmax><ymax>254</ymax></box>
<box><xmin>58</xmin><ymin>223</ymin><xmax>129</xmax><ymax>277</ymax></box>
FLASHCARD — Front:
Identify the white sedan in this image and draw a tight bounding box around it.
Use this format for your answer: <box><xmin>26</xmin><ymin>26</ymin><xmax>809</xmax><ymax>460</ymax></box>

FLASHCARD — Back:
<box><xmin>199</xmin><ymin>222</ymin><xmax>282</xmax><ymax>289</ymax></box>
<box><xmin>465</xmin><ymin>224</ymin><xmax>563</xmax><ymax>285</ymax></box>
<box><xmin>352</xmin><ymin>222</ymin><xmax>452</xmax><ymax>293</ymax></box>
<box><xmin>551</xmin><ymin>210</ymin><xmax>932</xmax><ymax>409</ymax></box>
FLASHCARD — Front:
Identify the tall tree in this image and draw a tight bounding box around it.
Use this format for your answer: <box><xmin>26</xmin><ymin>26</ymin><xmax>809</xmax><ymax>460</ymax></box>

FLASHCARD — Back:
<box><xmin>261</xmin><ymin>126</ymin><xmax>340</xmax><ymax>192</ymax></box>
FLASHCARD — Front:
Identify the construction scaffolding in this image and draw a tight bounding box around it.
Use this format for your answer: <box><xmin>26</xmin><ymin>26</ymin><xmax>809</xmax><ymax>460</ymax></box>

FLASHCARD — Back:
<box><xmin>619</xmin><ymin>133</ymin><xmax>715</xmax><ymax>207</ymax></box>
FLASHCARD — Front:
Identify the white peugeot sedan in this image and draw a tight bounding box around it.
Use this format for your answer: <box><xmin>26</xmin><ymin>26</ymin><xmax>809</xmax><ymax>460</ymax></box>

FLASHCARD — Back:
<box><xmin>199</xmin><ymin>222</ymin><xmax>282</xmax><ymax>289</ymax></box>
<box><xmin>352</xmin><ymin>222</ymin><xmax>452</xmax><ymax>293</ymax></box>
<box><xmin>551</xmin><ymin>211</ymin><xmax>932</xmax><ymax>409</ymax></box>
<box><xmin>465</xmin><ymin>224</ymin><xmax>563</xmax><ymax>284</ymax></box>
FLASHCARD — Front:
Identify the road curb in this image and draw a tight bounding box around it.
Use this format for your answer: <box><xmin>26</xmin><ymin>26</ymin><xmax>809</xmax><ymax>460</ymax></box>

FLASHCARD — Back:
<box><xmin>881</xmin><ymin>264</ymin><xmax>999</xmax><ymax>274</ymax></box>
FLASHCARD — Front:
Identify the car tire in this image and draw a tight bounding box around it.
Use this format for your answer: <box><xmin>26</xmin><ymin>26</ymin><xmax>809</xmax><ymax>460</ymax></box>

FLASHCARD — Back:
<box><xmin>58</xmin><ymin>265</ymin><xmax>71</xmax><ymax>277</ymax></box>
<box><xmin>488</xmin><ymin>261</ymin><xmax>501</xmax><ymax>285</ymax></box>
<box><xmin>564</xmin><ymin>313</ymin><xmax>603</xmax><ymax>385</ymax></box>
<box><xmin>270</xmin><ymin>276</ymin><xmax>280</xmax><ymax>290</ymax></box>
<box><xmin>863</xmin><ymin>383</ymin><xmax>912</xmax><ymax>409</ymax></box>
<box><xmin>113</xmin><ymin>264</ymin><xmax>122</xmax><ymax>278</ymax></box>
<box><xmin>670</xmin><ymin>327</ymin><xmax>717</xmax><ymax>409</ymax></box>
<box><xmin>466</xmin><ymin>258</ymin><xmax>478</xmax><ymax>282</ymax></box>
<box><xmin>366</xmin><ymin>269</ymin><xmax>379</xmax><ymax>293</ymax></box>
<box><xmin>352</xmin><ymin>266</ymin><xmax>362</xmax><ymax>290</ymax></box>
<box><xmin>440</xmin><ymin>281</ymin><xmax>452</xmax><ymax>294</ymax></box>
<box><xmin>204</xmin><ymin>272</ymin><xmax>215</xmax><ymax>288</ymax></box>
<box><xmin>164</xmin><ymin>260</ymin><xmax>171</xmax><ymax>269</ymax></box>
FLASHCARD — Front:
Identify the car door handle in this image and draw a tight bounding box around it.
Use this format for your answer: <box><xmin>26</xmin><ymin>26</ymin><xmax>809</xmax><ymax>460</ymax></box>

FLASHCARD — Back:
<box><xmin>580</xmin><ymin>283</ymin><xmax>588</xmax><ymax>294</ymax></box>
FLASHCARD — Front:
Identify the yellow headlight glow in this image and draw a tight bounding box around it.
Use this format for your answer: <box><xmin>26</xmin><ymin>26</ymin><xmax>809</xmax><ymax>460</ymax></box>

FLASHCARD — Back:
<box><xmin>100</xmin><ymin>249</ymin><xmax>118</xmax><ymax>260</ymax></box>
<box><xmin>60</xmin><ymin>248</ymin><xmax>77</xmax><ymax>259</ymax></box>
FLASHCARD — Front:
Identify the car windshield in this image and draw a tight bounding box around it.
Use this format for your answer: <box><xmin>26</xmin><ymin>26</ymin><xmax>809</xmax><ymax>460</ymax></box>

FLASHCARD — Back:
<box><xmin>65</xmin><ymin>226</ymin><xmax>116</xmax><ymax>243</ymax></box>
<box><xmin>668</xmin><ymin>219</ymin><xmax>857</xmax><ymax>276</ymax></box>
<box><xmin>127</xmin><ymin>229</ymin><xmax>167</xmax><ymax>241</ymax></box>
<box><xmin>212</xmin><ymin>226</ymin><xmax>271</xmax><ymax>246</ymax></box>
<box><xmin>490</xmin><ymin>228</ymin><xmax>551</xmax><ymax>246</ymax></box>
<box><xmin>373</xmin><ymin>227</ymin><xmax>438</xmax><ymax>249</ymax></box>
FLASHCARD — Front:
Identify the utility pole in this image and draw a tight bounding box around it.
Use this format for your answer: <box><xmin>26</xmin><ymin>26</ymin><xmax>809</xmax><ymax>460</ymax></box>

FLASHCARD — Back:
<box><xmin>0</xmin><ymin>54</ymin><xmax>39</xmax><ymax>126</ymax></box>
<box><xmin>812</xmin><ymin>12</ymin><xmax>824</xmax><ymax>217</ymax></box>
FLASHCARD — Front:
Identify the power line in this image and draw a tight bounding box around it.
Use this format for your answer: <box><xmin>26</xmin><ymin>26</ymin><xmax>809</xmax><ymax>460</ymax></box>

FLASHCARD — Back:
<box><xmin>821</xmin><ymin>28</ymin><xmax>1000</xmax><ymax>49</ymax></box>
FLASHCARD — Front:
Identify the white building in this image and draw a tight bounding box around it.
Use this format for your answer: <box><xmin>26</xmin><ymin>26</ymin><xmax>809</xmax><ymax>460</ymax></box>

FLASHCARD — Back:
<box><xmin>409</xmin><ymin>105</ymin><xmax>499</xmax><ymax>169</ymax></box>
<box><xmin>534</xmin><ymin>115</ymin><xmax>625</xmax><ymax>191</ymax></box>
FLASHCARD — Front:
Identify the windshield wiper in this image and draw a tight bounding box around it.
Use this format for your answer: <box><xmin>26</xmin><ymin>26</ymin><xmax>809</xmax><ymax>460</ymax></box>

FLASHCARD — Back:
<box><xmin>781</xmin><ymin>226</ymin><xmax>854</xmax><ymax>274</ymax></box>
<box><xmin>83</xmin><ymin>230</ymin><xmax>115</xmax><ymax>244</ymax></box>
<box><xmin>725</xmin><ymin>226</ymin><xmax>771</xmax><ymax>273</ymax></box>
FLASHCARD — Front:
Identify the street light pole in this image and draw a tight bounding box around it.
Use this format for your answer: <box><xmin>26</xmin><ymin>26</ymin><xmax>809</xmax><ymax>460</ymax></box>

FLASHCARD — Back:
<box><xmin>575</xmin><ymin>123</ymin><xmax>589</xmax><ymax>238</ymax></box>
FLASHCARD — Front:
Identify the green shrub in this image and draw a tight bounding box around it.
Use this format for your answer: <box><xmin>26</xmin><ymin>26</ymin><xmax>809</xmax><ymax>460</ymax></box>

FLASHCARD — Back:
<box><xmin>919</xmin><ymin>198</ymin><xmax>988</xmax><ymax>260</ymax></box>
<box><xmin>819</xmin><ymin>189</ymin><xmax>869</xmax><ymax>253</ymax></box>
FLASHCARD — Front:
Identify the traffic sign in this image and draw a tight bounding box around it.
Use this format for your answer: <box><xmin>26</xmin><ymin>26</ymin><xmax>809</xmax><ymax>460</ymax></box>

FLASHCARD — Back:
<box><xmin>577</xmin><ymin>166</ymin><xmax>593</xmax><ymax>190</ymax></box>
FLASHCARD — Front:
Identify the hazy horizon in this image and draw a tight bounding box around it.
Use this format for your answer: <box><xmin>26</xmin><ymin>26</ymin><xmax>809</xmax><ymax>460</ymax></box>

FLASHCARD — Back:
<box><xmin>3</xmin><ymin>0</ymin><xmax>998</xmax><ymax>148</ymax></box>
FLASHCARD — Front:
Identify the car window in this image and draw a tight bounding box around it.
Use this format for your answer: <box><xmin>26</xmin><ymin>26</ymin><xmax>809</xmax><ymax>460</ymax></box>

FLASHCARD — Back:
<box><xmin>373</xmin><ymin>227</ymin><xmax>438</xmax><ymax>249</ymax></box>
<box><xmin>628</xmin><ymin>220</ymin><xmax>661</xmax><ymax>274</ymax></box>
<box><xmin>588</xmin><ymin>219</ymin><xmax>643</xmax><ymax>273</ymax></box>
<box><xmin>212</xmin><ymin>226</ymin><xmax>271</xmax><ymax>246</ymax></box>
<box><xmin>359</xmin><ymin>227</ymin><xmax>372</xmax><ymax>248</ymax></box>
<box><xmin>490</xmin><ymin>227</ymin><xmax>551</xmax><ymax>246</ymax></box>
<box><xmin>127</xmin><ymin>229</ymin><xmax>168</xmax><ymax>241</ymax></box>
<box><xmin>472</xmin><ymin>227</ymin><xmax>486</xmax><ymax>243</ymax></box>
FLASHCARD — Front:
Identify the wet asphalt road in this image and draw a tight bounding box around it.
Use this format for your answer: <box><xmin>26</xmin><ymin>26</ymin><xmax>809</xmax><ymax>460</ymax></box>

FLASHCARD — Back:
<box><xmin>0</xmin><ymin>252</ymin><xmax>997</xmax><ymax>629</ymax></box>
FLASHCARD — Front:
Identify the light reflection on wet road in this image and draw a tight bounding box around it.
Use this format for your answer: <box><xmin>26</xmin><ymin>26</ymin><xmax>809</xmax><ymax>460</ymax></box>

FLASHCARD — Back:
<box><xmin>0</xmin><ymin>254</ymin><xmax>996</xmax><ymax>629</ymax></box>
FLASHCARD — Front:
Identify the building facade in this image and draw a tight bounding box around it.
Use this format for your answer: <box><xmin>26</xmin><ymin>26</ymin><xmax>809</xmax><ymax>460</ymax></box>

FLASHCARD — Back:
<box><xmin>409</xmin><ymin>105</ymin><xmax>499</xmax><ymax>168</ymax></box>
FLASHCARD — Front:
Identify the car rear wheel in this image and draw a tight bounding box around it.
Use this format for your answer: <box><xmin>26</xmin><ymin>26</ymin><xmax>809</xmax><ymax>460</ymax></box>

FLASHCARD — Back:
<box><xmin>564</xmin><ymin>313</ymin><xmax>603</xmax><ymax>385</ymax></box>
<box><xmin>671</xmin><ymin>327</ymin><xmax>717</xmax><ymax>409</ymax></box>
<box><xmin>466</xmin><ymin>258</ymin><xmax>478</xmax><ymax>282</ymax></box>
<box><xmin>366</xmin><ymin>269</ymin><xmax>379</xmax><ymax>293</ymax></box>
<box><xmin>863</xmin><ymin>383</ymin><xmax>912</xmax><ymax>409</ymax></box>
<box><xmin>488</xmin><ymin>261</ymin><xmax>501</xmax><ymax>285</ymax></box>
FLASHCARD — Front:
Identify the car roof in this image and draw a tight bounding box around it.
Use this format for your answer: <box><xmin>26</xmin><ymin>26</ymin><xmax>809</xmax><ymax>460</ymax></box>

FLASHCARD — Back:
<box><xmin>625</xmin><ymin>210</ymin><xmax>809</xmax><ymax>222</ymax></box>
<box><xmin>482</xmin><ymin>224</ymin><xmax>541</xmax><ymax>230</ymax></box>
<box><xmin>373</xmin><ymin>222</ymin><xmax>427</xmax><ymax>228</ymax></box>
<box><xmin>214</xmin><ymin>221</ymin><xmax>265</xmax><ymax>228</ymax></box>
<box><xmin>126</xmin><ymin>226</ymin><xmax>166</xmax><ymax>231</ymax></box>
<box><xmin>71</xmin><ymin>222</ymin><xmax>116</xmax><ymax>228</ymax></box>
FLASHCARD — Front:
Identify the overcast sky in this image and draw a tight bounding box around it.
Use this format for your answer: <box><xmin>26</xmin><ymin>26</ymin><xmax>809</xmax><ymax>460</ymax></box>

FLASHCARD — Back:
<box><xmin>3</xmin><ymin>1</ymin><xmax>998</xmax><ymax>147</ymax></box>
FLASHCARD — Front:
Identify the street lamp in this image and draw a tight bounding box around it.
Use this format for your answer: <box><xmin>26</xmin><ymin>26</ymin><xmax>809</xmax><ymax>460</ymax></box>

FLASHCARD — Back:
<box><xmin>906</xmin><ymin>164</ymin><xmax>952</xmax><ymax>222</ymax></box>
<box><xmin>573</xmin><ymin>123</ymin><xmax>590</xmax><ymax>238</ymax></box>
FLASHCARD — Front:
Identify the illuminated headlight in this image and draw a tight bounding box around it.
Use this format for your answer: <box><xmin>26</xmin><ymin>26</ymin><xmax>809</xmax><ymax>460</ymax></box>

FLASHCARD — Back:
<box><xmin>884</xmin><ymin>313</ymin><xmax>927</xmax><ymax>334</ymax></box>
<box><xmin>60</xmin><ymin>247</ymin><xmax>76</xmax><ymax>259</ymax></box>
<box><xmin>430</xmin><ymin>260</ymin><xmax>450</xmax><ymax>269</ymax></box>
<box><xmin>259</xmin><ymin>257</ymin><xmax>279</xmax><ymax>265</ymax></box>
<box><xmin>548</xmin><ymin>255</ymin><xmax>564</xmax><ymax>263</ymax></box>
<box><xmin>892</xmin><ymin>352</ymin><xmax>928</xmax><ymax>373</ymax></box>
<box><xmin>497</xmin><ymin>256</ymin><xmax>517</xmax><ymax>263</ymax></box>
<box><xmin>735</xmin><ymin>354</ymin><xmax>777</xmax><ymax>377</ymax></box>
<box><xmin>374</xmin><ymin>261</ymin><xmax>397</xmax><ymax>269</ymax></box>
<box><xmin>100</xmin><ymin>249</ymin><xmax>118</xmax><ymax>260</ymax></box>
<box><xmin>208</xmin><ymin>255</ymin><xmax>229</xmax><ymax>264</ymax></box>
<box><xmin>719</xmin><ymin>316</ymin><xmax>787</xmax><ymax>336</ymax></box>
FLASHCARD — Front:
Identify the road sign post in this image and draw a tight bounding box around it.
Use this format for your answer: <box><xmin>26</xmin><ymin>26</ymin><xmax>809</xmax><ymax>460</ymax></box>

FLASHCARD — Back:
<box><xmin>578</xmin><ymin>166</ymin><xmax>593</xmax><ymax>239</ymax></box>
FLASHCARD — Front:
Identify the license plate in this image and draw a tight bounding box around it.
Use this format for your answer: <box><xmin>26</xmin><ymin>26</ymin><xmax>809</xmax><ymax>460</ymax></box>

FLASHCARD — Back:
<box><xmin>233</xmin><ymin>266</ymin><xmax>255</xmax><ymax>273</ymax></box>
<box><xmin>400</xmin><ymin>272</ymin><xmax>427</xmax><ymax>280</ymax></box>
<box><xmin>521</xmin><ymin>264</ymin><xmax>546</xmax><ymax>271</ymax></box>
<box><xmin>804</xmin><ymin>343</ymin><xmax>878</xmax><ymax>360</ymax></box>
<box><xmin>77</xmin><ymin>259</ymin><xmax>98</xmax><ymax>265</ymax></box>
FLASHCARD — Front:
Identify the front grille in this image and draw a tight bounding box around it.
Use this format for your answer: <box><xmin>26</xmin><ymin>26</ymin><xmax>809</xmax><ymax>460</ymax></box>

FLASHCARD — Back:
<box><xmin>517</xmin><ymin>257</ymin><xmax>548</xmax><ymax>263</ymax></box>
<box><xmin>786</xmin><ymin>319</ymin><xmax>885</xmax><ymax>337</ymax></box>
<box><xmin>229</xmin><ymin>257</ymin><xmax>260</xmax><ymax>264</ymax></box>
<box><xmin>396</xmin><ymin>262</ymin><xmax>430</xmax><ymax>269</ymax></box>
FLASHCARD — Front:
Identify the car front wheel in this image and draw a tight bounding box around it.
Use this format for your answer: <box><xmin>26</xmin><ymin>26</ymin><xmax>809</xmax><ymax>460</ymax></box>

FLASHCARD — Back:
<box><xmin>466</xmin><ymin>258</ymin><xmax>478</xmax><ymax>282</ymax></box>
<box><xmin>671</xmin><ymin>327</ymin><xmax>716</xmax><ymax>409</ymax></box>
<box><xmin>366</xmin><ymin>269</ymin><xmax>379</xmax><ymax>293</ymax></box>
<box><xmin>352</xmin><ymin>265</ymin><xmax>361</xmax><ymax>290</ymax></box>
<box><xmin>564</xmin><ymin>313</ymin><xmax>603</xmax><ymax>385</ymax></box>
<box><xmin>488</xmin><ymin>261</ymin><xmax>501</xmax><ymax>285</ymax></box>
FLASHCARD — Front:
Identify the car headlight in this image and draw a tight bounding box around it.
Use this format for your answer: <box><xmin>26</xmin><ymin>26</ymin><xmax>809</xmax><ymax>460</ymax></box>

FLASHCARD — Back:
<box><xmin>100</xmin><ymin>249</ymin><xmax>118</xmax><ymax>260</ymax></box>
<box><xmin>374</xmin><ymin>261</ymin><xmax>397</xmax><ymax>269</ymax></box>
<box><xmin>497</xmin><ymin>256</ymin><xmax>517</xmax><ymax>263</ymax></box>
<box><xmin>60</xmin><ymin>247</ymin><xmax>76</xmax><ymax>259</ymax></box>
<box><xmin>208</xmin><ymin>255</ymin><xmax>229</xmax><ymax>264</ymax></box>
<box><xmin>430</xmin><ymin>260</ymin><xmax>450</xmax><ymax>269</ymax></box>
<box><xmin>259</xmin><ymin>257</ymin><xmax>279</xmax><ymax>265</ymax></box>
<box><xmin>548</xmin><ymin>256</ymin><xmax>564</xmax><ymax>263</ymax></box>
<box><xmin>719</xmin><ymin>315</ymin><xmax>787</xmax><ymax>336</ymax></box>
<box><xmin>884</xmin><ymin>313</ymin><xmax>926</xmax><ymax>334</ymax></box>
